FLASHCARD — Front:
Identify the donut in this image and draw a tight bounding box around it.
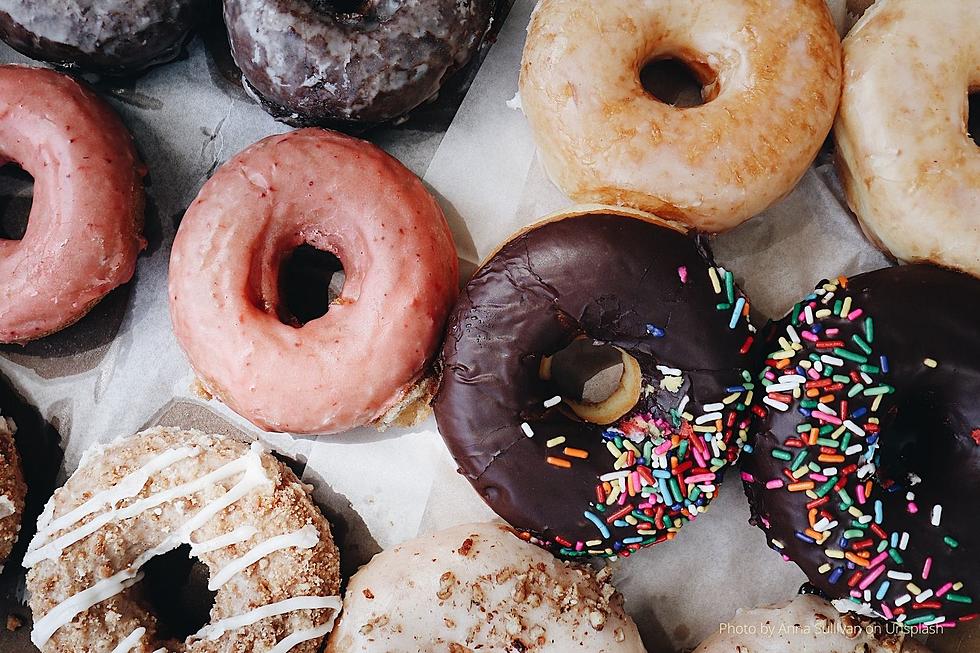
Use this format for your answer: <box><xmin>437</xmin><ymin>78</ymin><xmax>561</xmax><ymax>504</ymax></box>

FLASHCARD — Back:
<box><xmin>434</xmin><ymin>207</ymin><xmax>757</xmax><ymax>558</ymax></box>
<box><xmin>169</xmin><ymin>129</ymin><xmax>458</xmax><ymax>434</ymax></box>
<box><xmin>24</xmin><ymin>427</ymin><xmax>341</xmax><ymax>652</ymax></box>
<box><xmin>0</xmin><ymin>65</ymin><xmax>145</xmax><ymax>344</ymax></box>
<box><xmin>743</xmin><ymin>266</ymin><xmax>980</xmax><ymax>629</ymax></box>
<box><xmin>693</xmin><ymin>594</ymin><xmax>928</xmax><ymax>652</ymax></box>
<box><xmin>835</xmin><ymin>0</ymin><xmax>980</xmax><ymax>277</ymax></box>
<box><xmin>0</xmin><ymin>412</ymin><xmax>26</xmax><ymax>571</ymax></box>
<box><xmin>327</xmin><ymin>522</ymin><xmax>646</xmax><ymax>652</ymax></box>
<box><xmin>0</xmin><ymin>0</ymin><xmax>208</xmax><ymax>75</ymax></box>
<box><xmin>519</xmin><ymin>0</ymin><xmax>843</xmax><ymax>233</ymax></box>
<box><xmin>223</xmin><ymin>0</ymin><xmax>495</xmax><ymax>128</ymax></box>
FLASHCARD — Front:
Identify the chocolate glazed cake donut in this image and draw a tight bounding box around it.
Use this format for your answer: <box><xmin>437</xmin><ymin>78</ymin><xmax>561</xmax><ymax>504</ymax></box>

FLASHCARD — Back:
<box><xmin>223</xmin><ymin>0</ymin><xmax>495</xmax><ymax>127</ymax></box>
<box><xmin>435</xmin><ymin>208</ymin><xmax>758</xmax><ymax>559</ymax></box>
<box><xmin>0</xmin><ymin>0</ymin><xmax>209</xmax><ymax>75</ymax></box>
<box><xmin>743</xmin><ymin>266</ymin><xmax>980</xmax><ymax>629</ymax></box>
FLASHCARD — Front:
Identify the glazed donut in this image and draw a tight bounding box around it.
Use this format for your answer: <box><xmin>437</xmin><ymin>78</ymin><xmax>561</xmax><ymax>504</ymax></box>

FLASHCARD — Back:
<box><xmin>0</xmin><ymin>0</ymin><xmax>208</xmax><ymax>75</ymax></box>
<box><xmin>169</xmin><ymin>129</ymin><xmax>458</xmax><ymax>434</ymax></box>
<box><xmin>0</xmin><ymin>413</ymin><xmax>26</xmax><ymax>571</ymax></box>
<box><xmin>25</xmin><ymin>427</ymin><xmax>341</xmax><ymax>652</ymax></box>
<box><xmin>434</xmin><ymin>207</ymin><xmax>757</xmax><ymax>558</ymax></box>
<box><xmin>835</xmin><ymin>0</ymin><xmax>980</xmax><ymax>277</ymax></box>
<box><xmin>693</xmin><ymin>594</ymin><xmax>928</xmax><ymax>653</ymax></box>
<box><xmin>743</xmin><ymin>266</ymin><xmax>980</xmax><ymax>629</ymax></box>
<box><xmin>519</xmin><ymin>0</ymin><xmax>843</xmax><ymax>233</ymax></box>
<box><xmin>327</xmin><ymin>522</ymin><xmax>646</xmax><ymax>652</ymax></box>
<box><xmin>0</xmin><ymin>65</ymin><xmax>145</xmax><ymax>344</ymax></box>
<box><xmin>223</xmin><ymin>0</ymin><xmax>495</xmax><ymax>127</ymax></box>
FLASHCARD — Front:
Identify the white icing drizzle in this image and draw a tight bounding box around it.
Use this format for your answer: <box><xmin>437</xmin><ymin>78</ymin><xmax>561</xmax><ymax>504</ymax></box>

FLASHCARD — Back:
<box><xmin>32</xmin><ymin>572</ymin><xmax>145</xmax><ymax>648</ymax></box>
<box><xmin>268</xmin><ymin>619</ymin><xmax>339</xmax><ymax>653</ymax></box>
<box><xmin>109</xmin><ymin>626</ymin><xmax>146</xmax><ymax>653</ymax></box>
<box><xmin>189</xmin><ymin>524</ymin><xmax>258</xmax><ymax>557</ymax></box>
<box><xmin>208</xmin><ymin>524</ymin><xmax>319</xmax><ymax>590</ymax></box>
<box><xmin>192</xmin><ymin>595</ymin><xmax>342</xmax><ymax>642</ymax></box>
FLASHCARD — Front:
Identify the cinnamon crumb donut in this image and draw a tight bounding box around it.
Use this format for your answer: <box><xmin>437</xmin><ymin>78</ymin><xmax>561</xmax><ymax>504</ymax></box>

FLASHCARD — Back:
<box><xmin>0</xmin><ymin>413</ymin><xmax>26</xmax><ymax>571</ymax></box>
<box><xmin>25</xmin><ymin>427</ymin><xmax>341</xmax><ymax>653</ymax></box>
<box><xmin>327</xmin><ymin>522</ymin><xmax>645</xmax><ymax>652</ymax></box>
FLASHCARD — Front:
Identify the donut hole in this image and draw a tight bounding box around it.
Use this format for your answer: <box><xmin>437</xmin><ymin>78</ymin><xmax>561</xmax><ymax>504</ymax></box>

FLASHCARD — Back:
<box><xmin>0</xmin><ymin>163</ymin><xmax>33</xmax><ymax>241</ymax></box>
<box><xmin>968</xmin><ymin>90</ymin><xmax>979</xmax><ymax>147</ymax></box>
<box><xmin>877</xmin><ymin>392</ymin><xmax>944</xmax><ymax>487</ymax></box>
<box><xmin>640</xmin><ymin>57</ymin><xmax>718</xmax><ymax>108</ymax></box>
<box><xmin>277</xmin><ymin>244</ymin><xmax>346</xmax><ymax>327</ymax></box>
<box><xmin>136</xmin><ymin>544</ymin><xmax>216</xmax><ymax>640</ymax></box>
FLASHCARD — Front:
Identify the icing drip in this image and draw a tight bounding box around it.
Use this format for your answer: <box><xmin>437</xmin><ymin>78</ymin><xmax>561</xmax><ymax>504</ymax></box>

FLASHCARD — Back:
<box><xmin>188</xmin><ymin>524</ymin><xmax>258</xmax><ymax>556</ymax></box>
<box><xmin>208</xmin><ymin>524</ymin><xmax>319</xmax><ymax>590</ymax></box>
<box><xmin>192</xmin><ymin>595</ymin><xmax>342</xmax><ymax>642</ymax></box>
<box><xmin>109</xmin><ymin>626</ymin><xmax>145</xmax><ymax>653</ymax></box>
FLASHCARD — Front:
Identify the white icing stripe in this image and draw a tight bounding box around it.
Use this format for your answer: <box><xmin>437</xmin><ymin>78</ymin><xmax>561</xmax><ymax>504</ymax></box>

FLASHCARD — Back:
<box><xmin>193</xmin><ymin>595</ymin><xmax>342</xmax><ymax>642</ymax></box>
<box><xmin>208</xmin><ymin>525</ymin><xmax>319</xmax><ymax>590</ymax></box>
<box><xmin>32</xmin><ymin>572</ymin><xmax>145</xmax><ymax>648</ymax></box>
<box><xmin>109</xmin><ymin>626</ymin><xmax>146</xmax><ymax>653</ymax></box>
<box><xmin>189</xmin><ymin>525</ymin><xmax>258</xmax><ymax>556</ymax></box>
<box><xmin>267</xmin><ymin>619</ymin><xmax>339</xmax><ymax>653</ymax></box>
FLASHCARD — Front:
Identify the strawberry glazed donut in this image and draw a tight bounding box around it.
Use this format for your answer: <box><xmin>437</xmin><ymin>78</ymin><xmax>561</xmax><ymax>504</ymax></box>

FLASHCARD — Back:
<box><xmin>169</xmin><ymin>129</ymin><xmax>458</xmax><ymax>435</ymax></box>
<box><xmin>519</xmin><ymin>0</ymin><xmax>843</xmax><ymax>232</ymax></box>
<box><xmin>0</xmin><ymin>65</ymin><xmax>144</xmax><ymax>343</ymax></box>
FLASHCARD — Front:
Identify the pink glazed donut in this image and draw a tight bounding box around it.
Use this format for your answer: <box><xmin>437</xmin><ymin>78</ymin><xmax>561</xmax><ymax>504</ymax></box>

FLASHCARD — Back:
<box><xmin>169</xmin><ymin>129</ymin><xmax>458</xmax><ymax>434</ymax></box>
<box><xmin>0</xmin><ymin>65</ymin><xmax>145</xmax><ymax>343</ymax></box>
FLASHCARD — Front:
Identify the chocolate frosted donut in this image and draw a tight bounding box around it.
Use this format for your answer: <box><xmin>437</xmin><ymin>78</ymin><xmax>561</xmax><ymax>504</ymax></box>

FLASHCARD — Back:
<box><xmin>0</xmin><ymin>0</ymin><xmax>209</xmax><ymax>75</ymax></box>
<box><xmin>743</xmin><ymin>266</ymin><xmax>980</xmax><ymax>629</ymax></box>
<box><xmin>223</xmin><ymin>0</ymin><xmax>494</xmax><ymax>127</ymax></box>
<box><xmin>434</xmin><ymin>208</ymin><xmax>758</xmax><ymax>558</ymax></box>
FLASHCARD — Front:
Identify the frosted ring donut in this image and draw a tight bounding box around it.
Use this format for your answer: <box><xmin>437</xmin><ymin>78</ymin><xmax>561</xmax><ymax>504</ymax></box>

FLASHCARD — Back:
<box><xmin>835</xmin><ymin>0</ymin><xmax>980</xmax><ymax>277</ymax></box>
<box><xmin>169</xmin><ymin>129</ymin><xmax>459</xmax><ymax>434</ymax></box>
<box><xmin>519</xmin><ymin>0</ymin><xmax>843</xmax><ymax>232</ymax></box>
<box><xmin>25</xmin><ymin>427</ymin><xmax>341</xmax><ymax>653</ymax></box>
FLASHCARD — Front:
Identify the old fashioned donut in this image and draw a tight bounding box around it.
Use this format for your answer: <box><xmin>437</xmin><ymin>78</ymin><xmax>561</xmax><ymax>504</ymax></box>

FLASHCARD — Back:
<box><xmin>169</xmin><ymin>129</ymin><xmax>458</xmax><ymax>434</ymax></box>
<box><xmin>835</xmin><ymin>0</ymin><xmax>980</xmax><ymax>277</ymax></box>
<box><xmin>434</xmin><ymin>207</ymin><xmax>757</xmax><ymax>558</ymax></box>
<box><xmin>223</xmin><ymin>0</ymin><xmax>495</xmax><ymax>127</ymax></box>
<box><xmin>327</xmin><ymin>522</ymin><xmax>646</xmax><ymax>652</ymax></box>
<box><xmin>0</xmin><ymin>412</ymin><xmax>26</xmax><ymax>571</ymax></box>
<box><xmin>693</xmin><ymin>594</ymin><xmax>928</xmax><ymax>653</ymax></box>
<box><xmin>0</xmin><ymin>65</ymin><xmax>145</xmax><ymax>344</ymax></box>
<box><xmin>25</xmin><ymin>427</ymin><xmax>341</xmax><ymax>652</ymax></box>
<box><xmin>743</xmin><ymin>266</ymin><xmax>980</xmax><ymax>629</ymax></box>
<box><xmin>519</xmin><ymin>0</ymin><xmax>843</xmax><ymax>233</ymax></box>
<box><xmin>0</xmin><ymin>0</ymin><xmax>209</xmax><ymax>75</ymax></box>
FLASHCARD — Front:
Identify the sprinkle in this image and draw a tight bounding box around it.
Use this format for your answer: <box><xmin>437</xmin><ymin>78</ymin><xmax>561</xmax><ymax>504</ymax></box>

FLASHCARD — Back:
<box><xmin>563</xmin><ymin>447</ymin><xmax>589</xmax><ymax>459</ymax></box>
<box><xmin>545</xmin><ymin>436</ymin><xmax>566</xmax><ymax>448</ymax></box>
<box><xmin>763</xmin><ymin>396</ymin><xmax>790</xmax><ymax>412</ymax></box>
<box><xmin>646</xmin><ymin>324</ymin><xmax>666</xmax><ymax>338</ymax></box>
<box><xmin>729</xmin><ymin>297</ymin><xmax>747</xmax><ymax>329</ymax></box>
<box><xmin>708</xmin><ymin>267</ymin><xmax>721</xmax><ymax>294</ymax></box>
<box><xmin>546</xmin><ymin>456</ymin><xmax>571</xmax><ymax>469</ymax></box>
<box><xmin>543</xmin><ymin>396</ymin><xmax>562</xmax><ymax>408</ymax></box>
<box><xmin>931</xmin><ymin>504</ymin><xmax>943</xmax><ymax>527</ymax></box>
<box><xmin>583</xmin><ymin>511</ymin><xmax>611</xmax><ymax>539</ymax></box>
<box><xmin>520</xmin><ymin>422</ymin><xmax>534</xmax><ymax>438</ymax></box>
<box><xmin>923</xmin><ymin>358</ymin><xmax>938</xmax><ymax>368</ymax></box>
<box><xmin>923</xmin><ymin>557</ymin><xmax>933</xmax><ymax>580</ymax></box>
<box><xmin>677</xmin><ymin>266</ymin><xmax>688</xmax><ymax>283</ymax></box>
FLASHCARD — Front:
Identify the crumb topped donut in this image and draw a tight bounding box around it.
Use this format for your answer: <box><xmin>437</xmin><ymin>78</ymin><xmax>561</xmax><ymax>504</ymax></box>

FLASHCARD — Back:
<box><xmin>25</xmin><ymin>427</ymin><xmax>341</xmax><ymax>653</ymax></box>
<box><xmin>0</xmin><ymin>413</ymin><xmax>26</xmax><ymax>571</ymax></box>
<box><xmin>327</xmin><ymin>522</ymin><xmax>646</xmax><ymax>652</ymax></box>
<box><xmin>435</xmin><ymin>207</ymin><xmax>757</xmax><ymax>558</ymax></box>
<box><xmin>743</xmin><ymin>266</ymin><xmax>980</xmax><ymax>629</ymax></box>
<box><xmin>519</xmin><ymin>0</ymin><xmax>843</xmax><ymax>232</ymax></box>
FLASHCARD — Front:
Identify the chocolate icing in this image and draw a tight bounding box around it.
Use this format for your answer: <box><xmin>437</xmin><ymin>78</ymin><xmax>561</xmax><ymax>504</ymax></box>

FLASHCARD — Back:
<box><xmin>434</xmin><ymin>212</ymin><xmax>757</xmax><ymax>557</ymax></box>
<box><xmin>223</xmin><ymin>0</ymin><xmax>494</xmax><ymax>128</ymax></box>
<box><xmin>743</xmin><ymin>265</ymin><xmax>979</xmax><ymax>626</ymax></box>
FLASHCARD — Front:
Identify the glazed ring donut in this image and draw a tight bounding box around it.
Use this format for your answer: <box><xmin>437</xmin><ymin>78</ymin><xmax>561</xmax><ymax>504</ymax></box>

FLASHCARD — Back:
<box><xmin>327</xmin><ymin>522</ymin><xmax>646</xmax><ymax>652</ymax></box>
<box><xmin>434</xmin><ymin>207</ymin><xmax>757</xmax><ymax>558</ymax></box>
<box><xmin>835</xmin><ymin>0</ymin><xmax>980</xmax><ymax>277</ymax></box>
<box><xmin>0</xmin><ymin>65</ymin><xmax>145</xmax><ymax>344</ymax></box>
<box><xmin>0</xmin><ymin>412</ymin><xmax>26</xmax><ymax>571</ymax></box>
<box><xmin>223</xmin><ymin>0</ymin><xmax>495</xmax><ymax>127</ymax></box>
<box><xmin>693</xmin><ymin>594</ymin><xmax>928</xmax><ymax>652</ymax></box>
<box><xmin>169</xmin><ymin>129</ymin><xmax>458</xmax><ymax>434</ymax></box>
<box><xmin>743</xmin><ymin>266</ymin><xmax>980</xmax><ymax>629</ymax></box>
<box><xmin>24</xmin><ymin>427</ymin><xmax>341</xmax><ymax>653</ymax></box>
<box><xmin>0</xmin><ymin>0</ymin><xmax>208</xmax><ymax>75</ymax></box>
<box><xmin>519</xmin><ymin>0</ymin><xmax>843</xmax><ymax>233</ymax></box>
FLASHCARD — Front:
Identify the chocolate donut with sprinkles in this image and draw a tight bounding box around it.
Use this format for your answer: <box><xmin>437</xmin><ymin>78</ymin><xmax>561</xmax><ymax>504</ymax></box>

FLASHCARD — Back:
<box><xmin>743</xmin><ymin>265</ymin><xmax>980</xmax><ymax>629</ymax></box>
<box><xmin>434</xmin><ymin>207</ymin><xmax>758</xmax><ymax>559</ymax></box>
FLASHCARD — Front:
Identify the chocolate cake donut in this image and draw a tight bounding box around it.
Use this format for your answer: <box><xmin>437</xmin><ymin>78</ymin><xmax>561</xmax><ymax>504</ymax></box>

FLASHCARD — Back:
<box><xmin>0</xmin><ymin>0</ymin><xmax>209</xmax><ymax>75</ymax></box>
<box><xmin>223</xmin><ymin>0</ymin><xmax>495</xmax><ymax>127</ymax></box>
<box><xmin>743</xmin><ymin>266</ymin><xmax>979</xmax><ymax>629</ymax></box>
<box><xmin>434</xmin><ymin>207</ymin><xmax>758</xmax><ymax>559</ymax></box>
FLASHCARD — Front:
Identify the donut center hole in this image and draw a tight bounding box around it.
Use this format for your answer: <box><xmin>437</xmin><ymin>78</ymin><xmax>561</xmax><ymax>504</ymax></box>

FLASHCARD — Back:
<box><xmin>968</xmin><ymin>90</ymin><xmax>979</xmax><ymax>147</ymax></box>
<box><xmin>877</xmin><ymin>393</ymin><xmax>943</xmax><ymax>488</ymax></box>
<box><xmin>0</xmin><ymin>163</ymin><xmax>33</xmax><ymax>241</ymax></box>
<box><xmin>278</xmin><ymin>244</ymin><xmax>346</xmax><ymax>327</ymax></box>
<box><xmin>137</xmin><ymin>544</ymin><xmax>216</xmax><ymax>640</ymax></box>
<box><xmin>641</xmin><ymin>57</ymin><xmax>717</xmax><ymax>108</ymax></box>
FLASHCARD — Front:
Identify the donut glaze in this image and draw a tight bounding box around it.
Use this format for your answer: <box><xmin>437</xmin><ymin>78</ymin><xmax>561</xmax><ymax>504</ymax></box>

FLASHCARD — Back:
<box><xmin>169</xmin><ymin>129</ymin><xmax>458</xmax><ymax>434</ymax></box>
<box><xmin>0</xmin><ymin>0</ymin><xmax>208</xmax><ymax>75</ymax></box>
<box><xmin>435</xmin><ymin>209</ymin><xmax>757</xmax><ymax>558</ymax></box>
<box><xmin>519</xmin><ymin>0</ymin><xmax>843</xmax><ymax>233</ymax></box>
<box><xmin>0</xmin><ymin>413</ymin><xmax>26</xmax><ymax>570</ymax></box>
<box><xmin>835</xmin><ymin>0</ymin><xmax>980</xmax><ymax>277</ymax></box>
<box><xmin>0</xmin><ymin>65</ymin><xmax>144</xmax><ymax>344</ymax></box>
<box><xmin>223</xmin><ymin>0</ymin><xmax>494</xmax><ymax>127</ymax></box>
<box><xmin>743</xmin><ymin>266</ymin><xmax>980</xmax><ymax>628</ymax></box>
